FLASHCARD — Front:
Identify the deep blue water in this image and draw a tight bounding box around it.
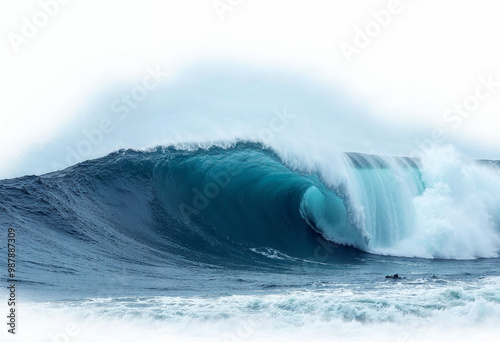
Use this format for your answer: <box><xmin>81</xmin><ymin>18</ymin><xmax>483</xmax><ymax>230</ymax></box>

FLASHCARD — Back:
<box><xmin>1</xmin><ymin>143</ymin><xmax>499</xmax><ymax>341</ymax></box>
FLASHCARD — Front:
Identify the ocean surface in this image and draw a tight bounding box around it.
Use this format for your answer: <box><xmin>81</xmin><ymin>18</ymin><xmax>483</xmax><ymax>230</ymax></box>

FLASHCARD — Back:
<box><xmin>1</xmin><ymin>142</ymin><xmax>500</xmax><ymax>341</ymax></box>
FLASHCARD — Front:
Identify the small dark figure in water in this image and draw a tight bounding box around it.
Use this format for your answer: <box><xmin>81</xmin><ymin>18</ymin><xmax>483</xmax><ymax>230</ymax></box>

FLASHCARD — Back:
<box><xmin>385</xmin><ymin>273</ymin><xmax>405</xmax><ymax>279</ymax></box>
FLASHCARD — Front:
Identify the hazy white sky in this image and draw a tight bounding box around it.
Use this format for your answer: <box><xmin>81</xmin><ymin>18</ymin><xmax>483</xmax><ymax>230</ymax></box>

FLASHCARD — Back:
<box><xmin>1</xmin><ymin>0</ymin><xmax>500</xmax><ymax>178</ymax></box>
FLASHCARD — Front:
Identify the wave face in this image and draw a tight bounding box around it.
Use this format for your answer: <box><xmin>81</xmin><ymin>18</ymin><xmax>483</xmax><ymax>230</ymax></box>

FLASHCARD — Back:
<box><xmin>1</xmin><ymin>142</ymin><xmax>500</xmax><ymax>273</ymax></box>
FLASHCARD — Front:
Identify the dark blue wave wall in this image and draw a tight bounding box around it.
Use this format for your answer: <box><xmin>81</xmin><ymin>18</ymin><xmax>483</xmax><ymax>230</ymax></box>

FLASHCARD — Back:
<box><xmin>0</xmin><ymin>143</ymin><xmax>352</xmax><ymax>280</ymax></box>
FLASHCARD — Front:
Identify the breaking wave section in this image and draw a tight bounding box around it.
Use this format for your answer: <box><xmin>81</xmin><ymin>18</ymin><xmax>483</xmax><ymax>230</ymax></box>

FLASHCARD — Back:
<box><xmin>1</xmin><ymin>142</ymin><xmax>500</xmax><ymax>267</ymax></box>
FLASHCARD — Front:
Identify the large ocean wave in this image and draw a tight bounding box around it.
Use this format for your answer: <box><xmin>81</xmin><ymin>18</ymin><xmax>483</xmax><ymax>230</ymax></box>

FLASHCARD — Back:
<box><xmin>1</xmin><ymin>142</ymin><xmax>500</xmax><ymax>268</ymax></box>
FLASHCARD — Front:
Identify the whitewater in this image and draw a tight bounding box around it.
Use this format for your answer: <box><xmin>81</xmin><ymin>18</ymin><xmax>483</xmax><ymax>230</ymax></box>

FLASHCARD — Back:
<box><xmin>1</xmin><ymin>140</ymin><xmax>500</xmax><ymax>341</ymax></box>
<box><xmin>1</xmin><ymin>69</ymin><xmax>500</xmax><ymax>342</ymax></box>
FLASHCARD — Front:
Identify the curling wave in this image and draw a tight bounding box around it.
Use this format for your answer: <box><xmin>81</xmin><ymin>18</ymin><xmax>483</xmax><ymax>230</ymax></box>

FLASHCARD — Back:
<box><xmin>1</xmin><ymin>142</ymin><xmax>500</xmax><ymax>269</ymax></box>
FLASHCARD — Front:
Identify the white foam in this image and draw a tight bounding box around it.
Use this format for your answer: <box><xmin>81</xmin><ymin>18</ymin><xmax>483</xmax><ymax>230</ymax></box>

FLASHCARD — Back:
<box><xmin>298</xmin><ymin>145</ymin><xmax>500</xmax><ymax>259</ymax></box>
<box><xmin>4</xmin><ymin>277</ymin><xmax>500</xmax><ymax>342</ymax></box>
